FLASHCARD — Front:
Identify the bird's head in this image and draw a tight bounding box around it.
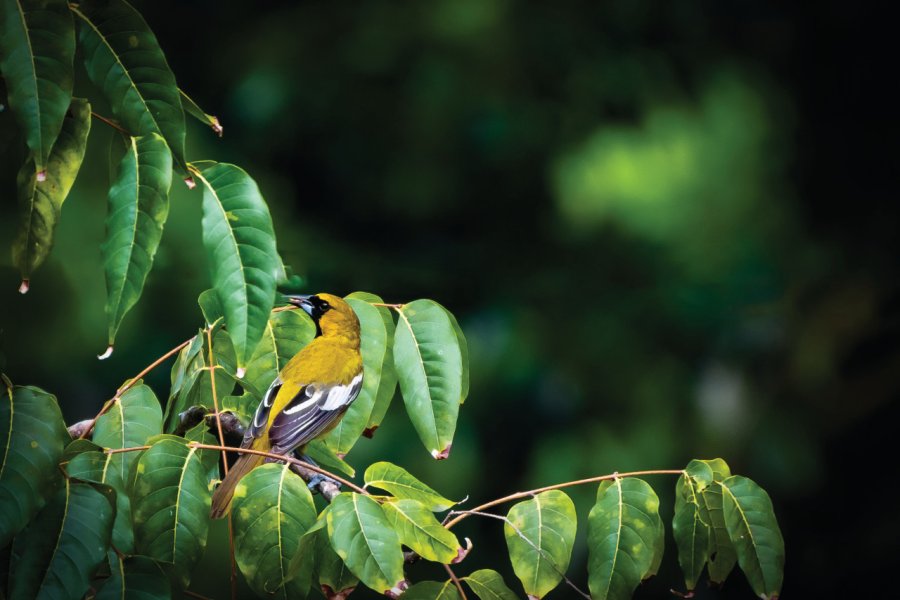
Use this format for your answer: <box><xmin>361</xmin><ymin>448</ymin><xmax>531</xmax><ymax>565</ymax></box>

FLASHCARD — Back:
<box><xmin>287</xmin><ymin>293</ymin><xmax>360</xmax><ymax>343</ymax></box>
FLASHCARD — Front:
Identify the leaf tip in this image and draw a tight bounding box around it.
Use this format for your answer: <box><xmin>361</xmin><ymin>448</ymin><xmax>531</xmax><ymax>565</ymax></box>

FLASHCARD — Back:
<box><xmin>384</xmin><ymin>580</ymin><xmax>409</xmax><ymax>598</ymax></box>
<box><xmin>362</xmin><ymin>426</ymin><xmax>378</xmax><ymax>438</ymax></box>
<box><xmin>184</xmin><ymin>176</ymin><xmax>197</xmax><ymax>189</ymax></box>
<box><xmin>432</xmin><ymin>444</ymin><xmax>452</xmax><ymax>460</ymax></box>
<box><xmin>236</xmin><ymin>367</ymin><xmax>246</xmax><ymax>378</ymax></box>
<box><xmin>452</xmin><ymin>539</ymin><xmax>473</xmax><ymax>563</ymax></box>
<box><xmin>322</xmin><ymin>585</ymin><xmax>355</xmax><ymax>600</ymax></box>
<box><xmin>212</xmin><ymin>117</ymin><xmax>223</xmax><ymax>137</ymax></box>
<box><xmin>18</xmin><ymin>279</ymin><xmax>29</xmax><ymax>294</ymax></box>
<box><xmin>98</xmin><ymin>346</ymin><xmax>114</xmax><ymax>360</ymax></box>
<box><xmin>36</xmin><ymin>170</ymin><xmax>47</xmax><ymax>182</ymax></box>
<box><xmin>528</xmin><ymin>596</ymin><xmax>540</xmax><ymax>600</ymax></box>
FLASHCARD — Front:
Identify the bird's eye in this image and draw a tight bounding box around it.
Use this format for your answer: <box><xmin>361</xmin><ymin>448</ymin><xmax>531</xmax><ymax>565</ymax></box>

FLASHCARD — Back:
<box><xmin>320</xmin><ymin>302</ymin><xmax>330</xmax><ymax>311</ymax></box>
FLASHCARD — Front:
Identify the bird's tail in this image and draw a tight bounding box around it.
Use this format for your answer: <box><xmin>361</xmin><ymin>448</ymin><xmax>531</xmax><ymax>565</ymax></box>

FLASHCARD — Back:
<box><xmin>210</xmin><ymin>451</ymin><xmax>264</xmax><ymax>519</ymax></box>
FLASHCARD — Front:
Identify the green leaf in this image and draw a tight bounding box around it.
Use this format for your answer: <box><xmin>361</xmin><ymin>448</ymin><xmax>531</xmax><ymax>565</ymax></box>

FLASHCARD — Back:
<box><xmin>309</xmin><ymin>526</ymin><xmax>359</xmax><ymax>599</ymax></box>
<box><xmin>325</xmin><ymin>492</ymin><xmax>406</xmax><ymax>595</ymax></box>
<box><xmin>231</xmin><ymin>463</ymin><xmax>317</xmax><ymax>599</ymax></box>
<box><xmin>443</xmin><ymin>307</ymin><xmax>469</xmax><ymax>403</ymax></box>
<box><xmin>66</xmin><ymin>450</ymin><xmax>135</xmax><ymax>553</ymax></box>
<box><xmin>463</xmin><ymin>569</ymin><xmax>519</xmax><ymax>600</ymax></box>
<box><xmin>94</xmin><ymin>383</ymin><xmax>163</xmax><ymax>482</ymax></box>
<box><xmin>672</xmin><ymin>473</ymin><xmax>709</xmax><ymax>591</ymax></box>
<box><xmin>322</xmin><ymin>297</ymin><xmax>390</xmax><ymax>457</ymax></box>
<box><xmin>221</xmin><ymin>392</ymin><xmax>258</xmax><ymax>427</ymax></box>
<box><xmin>244</xmin><ymin>308</ymin><xmax>315</xmax><ymax>400</ymax></box>
<box><xmin>403</xmin><ymin>580</ymin><xmax>462</xmax><ymax>600</ymax></box>
<box><xmin>102</xmin><ymin>133</ymin><xmax>173</xmax><ymax>345</ymax></box>
<box><xmin>8</xmin><ymin>479</ymin><xmax>115</xmax><ymax>600</ymax></box>
<box><xmin>383</xmin><ymin>499</ymin><xmax>461</xmax><ymax>564</ymax></box>
<box><xmin>646</xmin><ymin>512</ymin><xmax>665</xmax><ymax>579</ymax></box>
<box><xmin>504</xmin><ymin>490</ymin><xmax>576</xmax><ymax>599</ymax></box>
<box><xmin>720</xmin><ymin>476</ymin><xmax>785</xmax><ymax>600</ymax></box>
<box><xmin>11</xmin><ymin>97</ymin><xmax>90</xmax><ymax>283</ymax></box>
<box><xmin>130</xmin><ymin>438</ymin><xmax>211</xmax><ymax>588</ymax></box>
<box><xmin>197</xmin><ymin>288</ymin><xmax>224</xmax><ymax>325</ymax></box>
<box><xmin>304</xmin><ymin>439</ymin><xmax>356</xmax><ymax>478</ymax></box>
<box><xmin>364</xmin><ymin>461</ymin><xmax>455</xmax><ymax>512</ymax></box>
<box><xmin>393</xmin><ymin>300</ymin><xmax>463</xmax><ymax>458</ymax></box>
<box><xmin>0</xmin><ymin>0</ymin><xmax>75</xmax><ymax>174</ymax></box>
<box><xmin>0</xmin><ymin>385</ymin><xmax>69</xmax><ymax>547</ymax></box>
<box><xmin>180</xmin><ymin>88</ymin><xmax>222</xmax><ymax>136</ymax></box>
<box><xmin>686</xmin><ymin>459</ymin><xmax>737</xmax><ymax>584</ymax></box>
<box><xmin>196</xmin><ymin>162</ymin><xmax>280</xmax><ymax>372</ymax></box>
<box><xmin>94</xmin><ymin>554</ymin><xmax>172</xmax><ymax>600</ymax></box>
<box><xmin>587</xmin><ymin>477</ymin><xmax>661</xmax><ymax>600</ymax></box>
<box><xmin>72</xmin><ymin>0</ymin><xmax>186</xmax><ymax>169</ymax></box>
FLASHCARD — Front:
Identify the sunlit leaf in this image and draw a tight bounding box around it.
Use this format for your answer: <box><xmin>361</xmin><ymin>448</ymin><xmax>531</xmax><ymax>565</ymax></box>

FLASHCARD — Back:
<box><xmin>463</xmin><ymin>569</ymin><xmax>519</xmax><ymax>600</ymax></box>
<box><xmin>195</xmin><ymin>161</ymin><xmax>280</xmax><ymax>372</ymax></box>
<box><xmin>94</xmin><ymin>554</ymin><xmax>172</xmax><ymax>600</ymax></box>
<box><xmin>325</xmin><ymin>492</ymin><xmax>406</xmax><ymax>595</ymax></box>
<box><xmin>102</xmin><ymin>133</ymin><xmax>173</xmax><ymax>345</ymax></box>
<box><xmin>244</xmin><ymin>308</ymin><xmax>315</xmax><ymax>399</ymax></box>
<box><xmin>393</xmin><ymin>299</ymin><xmax>463</xmax><ymax>458</ymax></box>
<box><xmin>231</xmin><ymin>463</ymin><xmax>317</xmax><ymax>599</ymax></box>
<box><xmin>0</xmin><ymin>384</ymin><xmax>69</xmax><ymax>547</ymax></box>
<box><xmin>180</xmin><ymin>88</ymin><xmax>222</xmax><ymax>136</ymax></box>
<box><xmin>11</xmin><ymin>97</ymin><xmax>90</xmax><ymax>283</ymax></box>
<box><xmin>403</xmin><ymin>580</ymin><xmax>462</xmax><ymax>600</ymax></box>
<box><xmin>687</xmin><ymin>458</ymin><xmax>736</xmax><ymax>583</ymax></box>
<box><xmin>443</xmin><ymin>307</ymin><xmax>469</xmax><ymax>403</ymax></box>
<box><xmin>0</xmin><ymin>0</ymin><xmax>75</xmax><ymax>174</ymax></box>
<box><xmin>720</xmin><ymin>476</ymin><xmax>785</xmax><ymax>600</ymax></box>
<box><xmin>672</xmin><ymin>473</ymin><xmax>709</xmax><ymax>591</ymax></box>
<box><xmin>94</xmin><ymin>383</ymin><xmax>163</xmax><ymax>483</ymax></box>
<box><xmin>383</xmin><ymin>499</ymin><xmax>461</xmax><ymax>564</ymax></box>
<box><xmin>587</xmin><ymin>477</ymin><xmax>660</xmax><ymax>600</ymax></box>
<box><xmin>364</xmin><ymin>461</ymin><xmax>455</xmax><ymax>512</ymax></box>
<box><xmin>504</xmin><ymin>490</ymin><xmax>576</xmax><ymax>599</ymax></box>
<box><xmin>72</xmin><ymin>0</ymin><xmax>186</xmax><ymax>168</ymax></box>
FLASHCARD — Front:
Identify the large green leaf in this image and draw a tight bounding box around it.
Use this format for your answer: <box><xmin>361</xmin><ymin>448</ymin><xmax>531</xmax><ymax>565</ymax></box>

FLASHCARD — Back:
<box><xmin>72</xmin><ymin>0</ymin><xmax>186</xmax><ymax>168</ymax></box>
<box><xmin>672</xmin><ymin>473</ymin><xmax>709</xmax><ymax>591</ymax></box>
<box><xmin>504</xmin><ymin>489</ymin><xmax>576</xmax><ymax>599</ymax></box>
<box><xmin>322</xmin><ymin>296</ymin><xmax>390</xmax><ymax>457</ymax></box>
<box><xmin>196</xmin><ymin>162</ymin><xmax>280</xmax><ymax>373</ymax></box>
<box><xmin>94</xmin><ymin>383</ymin><xmax>163</xmax><ymax>481</ymax></box>
<box><xmin>587</xmin><ymin>477</ymin><xmax>660</xmax><ymax>600</ymax></box>
<box><xmin>0</xmin><ymin>384</ymin><xmax>69</xmax><ymax>547</ymax></box>
<box><xmin>720</xmin><ymin>476</ymin><xmax>785</xmax><ymax>600</ymax></box>
<box><xmin>102</xmin><ymin>133</ymin><xmax>173</xmax><ymax>345</ymax></box>
<box><xmin>403</xmin><ymin>580</ymin><xmax>462</xmax><ymax>600</ymax></box>
<box><xmin>231</xmin><ymin>463</ymin><xmax>317</xmax><ymax>599</ymax></box>
<box><xmin>383</xmin><ymin>499</ymin><xmax>461</xmax><ymax>564</ymax></box>
<box><xmin>308</xmin><ymin>526</ymin><xmax>359</xmax><ymax>599</ymax></box>
<box><xmin>66</xmin><ymin>450</ymin><xmax>135</xmax><ymax>553</ymax></box>
<box><xmin>325</xmin><ymin>492</ymin><xmax>406</xmax><ymax>595</ymax></box>
<box><xmin>130</xmin><ymin>438</ymin><xmax>211</xmax><ymax>588</ymax></box>
<box><xmin>363</xmin><ymin>461</ymin><xmax>455</xmax><ymax>512</ymax></box>
<box><xmin>0</xmin><ymin>0</ymin><xmax>74</xmax><ymax>175</ymax></box>
<box><xmin>393</xmin><ymin>300</ymin><xmax>463</xmax><ymax>458</ymax></box>
<box><xmin>244</xmin><ymin>309</ymin><xmax>315</xmax><ymax>399</ymax></box>
<box><xmin>346</xmin><ymin>293</ymin><xmax>397</xmax><ymax>437</ymax></box>
<box><xmin>94</xmin><ymin>554</ymin><xmax>172</xmax><ymax>600</ymax></box>
<box><xmin>463</xmin><ymin>569</ymin><xmax>519</xmax><ymax>600</ymax></box>
<box><xmin>11</xmin><ymin>97</ymin><xmax>90</xmax><ymax>285</ymax></box>
<box><xmin>8</xmin><ymin>479</ymin><xmax>115</xmax><ymax>600</ymax></box>
<box><xmin>686</xmin><ymin>458</ymin><xmax>737</xmax><ymax>584</ymax></box>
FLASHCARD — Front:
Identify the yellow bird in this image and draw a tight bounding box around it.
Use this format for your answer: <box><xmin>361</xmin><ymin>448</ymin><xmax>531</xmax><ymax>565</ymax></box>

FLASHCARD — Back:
<box><xmin>210</xmin><ymin>293</ymin><xmax>362</xmax><ymax>518</ymax></box>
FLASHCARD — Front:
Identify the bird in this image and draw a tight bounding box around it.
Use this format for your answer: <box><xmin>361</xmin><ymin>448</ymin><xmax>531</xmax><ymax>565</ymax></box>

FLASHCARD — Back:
<box><xmin>210</xmin><ymin>293</ymin><xmax>363</xmax><ymax>518</ymax></box>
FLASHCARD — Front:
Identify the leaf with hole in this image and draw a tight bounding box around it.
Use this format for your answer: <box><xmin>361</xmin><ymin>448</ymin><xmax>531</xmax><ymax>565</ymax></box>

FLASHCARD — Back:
<box><xmin>383</xmin><ymin>499</ymin><xmax>461</xmax><ymax>564</ymax></box>
<box><xmin>364</xmin><ymin>461</ymin><xmax>455</xmax><ymax>512</ymax></box>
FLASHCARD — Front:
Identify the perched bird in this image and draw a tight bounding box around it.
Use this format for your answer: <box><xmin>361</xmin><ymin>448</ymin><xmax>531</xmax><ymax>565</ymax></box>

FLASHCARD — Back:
<box><xmin>210</xmin><ymin>293</ymin><xmax>363</xmax><ymax>518</ymax></box>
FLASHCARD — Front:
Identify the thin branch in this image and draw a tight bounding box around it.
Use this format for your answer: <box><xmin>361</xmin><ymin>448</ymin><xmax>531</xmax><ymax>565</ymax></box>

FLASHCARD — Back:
<box><xmin>443</xmin><ymin>564</ymin><xmax>468</xmax><ymax>600</ymax></box>
<box><xmin>90</xmin><ymin>111</ymin><xmax>130</xmax><ymax>135</ymax></box>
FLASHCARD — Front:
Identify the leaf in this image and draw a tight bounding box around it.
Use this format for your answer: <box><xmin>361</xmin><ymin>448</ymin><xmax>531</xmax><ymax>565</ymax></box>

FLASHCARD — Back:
<box><xmin>463</xmin><ymin>569</ymin><xmax>519</xmax><ymax>600</ymax></box>
<box><xmin>393</xmin><ymin>300</ymin><xmax>463</xmax><ymax>458</ymax></box>
<box><xmin>672</xmin><ymin>473</ymin><xmax>709</xmax><ymax>591</ymax></box>
<box><xmin>11</xmin><ymin>97</ymin><xmax>91</xmax><ymax>282</ymax></box>
<box><xmin>587</xmin><ymin>477</ymin><xmax>661</xmax><ymax>600</ymax></box>
<box><xmin>197</xmin><ymin>288</ymin><xmax>224</xmax><ymax>325</ymax></box>
<box><xmin>304</xmin><ymin>440</ymin><xmax>356</xmax><ymax>478</ymax></box>
<box><xmin>309</xmin><ymin>527</ymin><xmax>359</xmax><ymax>599</ymax></box>
<box><xmin>102</xmin><ymin>133</ymin><xmax>173</xmax><ymax>345</ymax></box>
<box><xmin>243</xmin><ymin>308</ymin><xmax>316</xmax><ymax>400</ymax></box>
<box><xmin>180</xmin><ymin>88</ymin><xmax>222</xmax><ymax>136</ymax></box>
<box><xmin>383</xmin><ymin>499</ymin><xmax>461</xmax><ymax>564</ymax></box>
<box><xmin>443</xmin><ymin>307</ymin><xmax>469</xmax><ymax>403</ymax></box>
<box><xmin>231</xmin><ymin>463</ymin><xmax>317</xmax><ymax>599</ymax></box>
<box><xmin>403</xmin><ymin>580</ymin><xmax>462</xmax><ymax>600</ymax></box>
<box><xmin>66</xmin><ymin>450</ymin><xmax>135</xmax><ymax>553</ymax></box>
<box><xmin>364</xmin><ymin>461</ymin><xmax>455</xmax><ymax>512</ymax></box>
<box><xmin>130</xmin><ymin>438</ymin><xmax>211</xmax><ymax>588</ymax></box>
<box><xmin>720</xmin><ymin>476</ymin><xmax>785</xmax><ymax>600</ymax></box>
<box><xmin>686</xmin><ymin>459</ymin><xmax>737</xmax><ymax>584</ymax></box>
<box><xmin>325</xmin><ymin>492</ymin><xmax>406</xmax><ymax>595</ymax></box>
<box><xmin>94</xmin><ymin>554</ymin><xmax>172</xmax><ymax>600</ymax></box>
<box><xmin>72</xmin><ymin>0</ymin><xmax>186</xmax><ymax>168</ymax></box>
<box><xmin>0</xmin><ymin>0</ymin><xmax>75</xmax><ymax>174</ymax></box>
<box><xmin>94</xmin><ymin>383</ymin><xmax>163</xmax><ymax>482</ymax></box>
<box><xmin>8</xmin><ymin>479</ymin><xmax>115</xmax><ymax>600</ymax></box>
<box><xmin>322</xmin><ymin>296</ymin><xmax>390</xmax><ymax>457</ymax></box>
<box><xmin>646</xmin><ymin>512</ymin><xmax>665</xmax><ymax>579</ymax></box>
<box><xmin>0</xmin><ymin>385</ymin><xmax>69</xmax><ymax>547</ymax></box>
<box><xmin>196</xmin><ymin>162</ymin><xmax>280</xmax><ymax>372</ymax></box>
<box><xmin>504</xmin><ymin>489</ymin><xmax>577</xmax><ymax>599</ymax></box>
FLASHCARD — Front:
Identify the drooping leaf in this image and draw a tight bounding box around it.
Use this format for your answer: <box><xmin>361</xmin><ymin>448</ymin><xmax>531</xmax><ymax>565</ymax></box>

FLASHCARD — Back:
<box><xmin>102</xmin><ymin>133</ymin><xmax>173</xmax><ymax>345</ymax></box>
<box><xmin>0</xmin><ymin>0</ymin><xmax>75</xmax><ymax>174</ymax></box>
<box><xmin>94</xmin><ymin>554</ymin><xmax>172</xmax><ymax>600</ymax></box>
<box><xmin>231</xmin><ymin>463</ymin><xmax>317</xmax><ymax>599</ymax></box>
<box><xmin>687</xmin><ymin>459</ymin><xmax>737</xmax><ymax>583</ymax></box>
<box><xmin>325</xmin><ymin>492</ymin><xmax>406</xmax><ymax>595</ymax></box>
<box><xmin>244</xmin><ymin>308</ymin><xmax>315</xmax><ymax>399</ymax></box>
<box><xmin>11</xmin><ymin>97</ymin><xmax>90</xmax><ymax>283</ymax></box>
<box><xmin>364</xmin><ymin>461</ymin><xmax>455</xmax><ymax>512</ymax></box>
<box><xmin>720</xmin><ymin>476</ymin><xmax>785</xmax><ymax>600</ymax></box>
<box><xmin>504</xmin><ymin>490</ymin><xmax>577</xmax><ymax>599</ymax></box>
<box><xmin>0</xmin><ymin>385</ymin><xmax>69</xmax><ymax>547</ymax></box>
<box><xmin>403</xmin><ymin>580</ymin><xmax>462</xmax><ymax>600</ymax></box>
<box><xmin>8</xmin><ymin>479</ymin><xmax>115</xmax><ymax>599</ymax></box>
<box><xmin>463</xmin><ymin>569</ymin><xmax>519</xmax><ymax>600</ymax></box>
<box><xmin>322</xmin><ymin>296</ymin><xmax>390</xmax><ymax>457</ymax></box>
<box><xmin>180</xmin><ymin>88</ymin><xmax>222</xmax><ymax>136</ymax></box>
<box><xmin>443</xmin><ymin>307</ymin><xmax>469</xmax><ymax>403</ymax></box>
<box><xmin>587</xmin><ymin>477</ymin><xmax>661</xmax><ymax>600</ymax></box>
<box><xmin>72</xmin><ymin>0</ymin><xmax>186</xmax><ymax>168</ymax></box>
<box><xmin>196</xmin><ymin>161</ymin><xmax>280</xmax><ymax>372</ymax></box>
<box><xmin>346</xmin><ymin>293</ymin><xmax>397</xmax><ymax>437</ymax></box>
<box><xmin>383</xmin><ymin>499</ymin><xmax>461</xmax><ymax>564</ymax></box>
<box><xmin>393</xmin><ymin>300</ymin><xmax>463</xmax><ymax>458</ymax></box>
<box><xmin>130</xmin><ymin>438</ymin><xmax>211</xmax><ymax>588</ymax></box>
<box><xmin>66</xmin><ymin>450</ymin><xmax>135</xmax><ymax>553</ymax></box>
<box><xmin>672</xmin><ymin>473</ymin><xmax>709</xmax><ymax>591</ymax></box>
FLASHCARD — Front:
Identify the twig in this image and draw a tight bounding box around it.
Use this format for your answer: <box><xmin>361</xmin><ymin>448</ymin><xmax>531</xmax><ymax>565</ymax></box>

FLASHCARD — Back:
<box><xmin>443</xmin><ymin>564</ymin><xmax>468</xmax><ymax>600</ymax></box>
<box><xmin>90</xmin><ymin>111</ymin><xmax>130</xmax><ymax>135</ymax></box>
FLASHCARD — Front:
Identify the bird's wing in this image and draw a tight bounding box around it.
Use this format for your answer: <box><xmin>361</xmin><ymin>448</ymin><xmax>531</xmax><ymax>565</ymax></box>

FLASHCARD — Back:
<box><xmin>242</xmin><ymin>378</ymin><xmax>283</xmax><ymax>447</ymax></box>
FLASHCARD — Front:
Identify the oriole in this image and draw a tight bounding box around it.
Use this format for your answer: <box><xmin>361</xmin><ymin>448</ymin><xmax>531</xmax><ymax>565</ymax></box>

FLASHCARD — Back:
<box><xmin>210</xmin><ymin>293</ymin><xmax>362</xmax><ymax>518</ymax></box>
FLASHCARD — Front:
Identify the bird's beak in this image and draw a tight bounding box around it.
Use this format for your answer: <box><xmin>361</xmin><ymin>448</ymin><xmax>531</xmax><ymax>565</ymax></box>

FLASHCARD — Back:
<box><xmin>286</xmin><ymin>294</ymin><xmax>315</xmax><ymax>317</ymax></box>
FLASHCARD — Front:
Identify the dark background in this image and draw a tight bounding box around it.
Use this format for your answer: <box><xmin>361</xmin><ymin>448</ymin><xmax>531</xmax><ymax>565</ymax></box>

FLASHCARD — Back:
<box><xmin>1</xmin><ymin>1</ymin><xmax>896</xmax><ymax>598</ymax></box>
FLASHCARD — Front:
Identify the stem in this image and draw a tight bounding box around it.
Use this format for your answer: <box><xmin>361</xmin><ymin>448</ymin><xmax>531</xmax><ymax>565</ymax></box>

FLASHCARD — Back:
<box><xmin>443</xmin><ymin>564</ymin><xmax>468</xmax><ymax>600</ymax></box>
<box><xmin>370</xmin><ymin>302</ymin><xmax>403</xmax><ymax>309</ymax></box>
<box><xmin>90</xmin><ymin>111</ymin><xmax>130</xmax><ymax>135</ymax></box>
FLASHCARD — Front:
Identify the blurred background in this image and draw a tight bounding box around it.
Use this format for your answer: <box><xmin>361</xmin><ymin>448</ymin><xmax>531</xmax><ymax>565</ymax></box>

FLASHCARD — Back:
<box><xmin>1</xmin><ymin>1</ymin><xmax>896</xmax><ymax>598</ymax></box>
